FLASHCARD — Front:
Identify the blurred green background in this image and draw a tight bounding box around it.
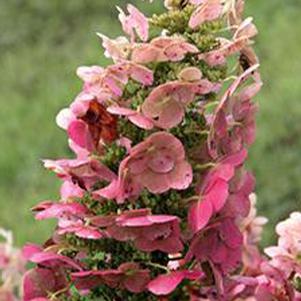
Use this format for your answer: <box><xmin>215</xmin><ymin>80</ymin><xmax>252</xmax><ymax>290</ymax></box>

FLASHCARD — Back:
<box><xmin>0</xmin><ymin>0</ymin><xmax>300</xmax><ymax>246</ymax></box>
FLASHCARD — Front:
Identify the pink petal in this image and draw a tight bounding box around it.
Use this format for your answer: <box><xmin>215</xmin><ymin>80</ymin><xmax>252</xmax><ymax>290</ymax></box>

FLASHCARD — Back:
<box><xmin>59</xmin><ymin>225</ymin><xmax>103</xmax><ymax>240</ymax></box>
<box><xmin>164</xmin><ymin>42</ymin><xmax>198</xmax><ymax>61</ymax></box>
<box><xmin>71</xmin><ymin>271</ymin><xmax>104</xmax><ymax>291</ymax></box>
<box><xmin>148</xmin><ymin>271</ymin><xmax>197</xmax><ymax>296</ymax></box>
<box><xmin>205</xmin><ymin>179</ymin><xmax>229</xmax><ymax>212</ymax></box>
<box><xmin>121</xmin><ymin>215</ymin><xmax>177</xmax><ymax>227</ymax></box>
<box><xmin>131</xmin><ymin>44</ymin><xmax>161</xmax><ymax>64</ymax></box>
<box><xmin>76</xmin><ymin>65</ymin><xmax>104</xmax><ymax>83</ymax></box>
<box><xmin>30</xmin><ymin>251</ymin><xmax>82</xmax><ymax>271</ymax></box>
<box><xmin>239</xmin><ymin>82</ymin><xmax>263</xmax><ymax>102</ymax></box>
<box><xmin>107</xmin><ymin>106</ymin><xmax>134</xmax><ymax>116</ymax></box>
<box><xmin>203</xmin><ymin>50</ymin><xmax>226</xmax><ymax>66</ymax></box>
<box><xmin>60</xmin><ymin>180</ymin><xmax>85</xmax><ymax>200</ymax></box>
<box><xmin>123</xmin><ymin>269</ymin><xmax>150</xmax><ymax>293</ymax></box>
<box><xmin>34</xmin><ymin>202</ymin><xmax>87</xmax><ymax>220</ymax></box>
<box><xmin>127</xmin><ymin>4</ymin><xmax>149</xmax><ymax>42</ymax></box>
<box><xmin>178</xmin><ymin>67</ymin><xmax>203</xmax><ymax>82</ymax></box>
<box><xmin>188</xmin><ymin>198</ymin><xmax>213</xmax><ymax>234</ymax></box>
<box><xmin>118</xmin><ymin>4</ymin><xmax>149</xmax><ymax>42</ymax></box>
<box><xmin>128</xmin><ymin>114</ymin><xmax>154</xmax><ymax>130</ymax></box>
<box><xmin>138</xmin><ymin>170</ymin><xmax>170</xmax><ymax>194</ymax></box>
<box><xmin>67</xmin><ymin>120</ymin><xmax>94</xmax><ymax>151</ymax></box>
<box><xmin>22</xmin><ymin>244</ymin><xmax>43</xmax><ymax>260</ymax></box>
<box><xmin>221</xmin><ymin>149</ymin><xmax>248</xmax><ymax>166</ymax></box>
<box><xmin>56</xmin><ymin>108</ymin><xmax>74</xmax><ymax>130</ymax></box>
<box><xmin>93</xmin><ymin>180</ymin><xmax>120</xmax><ymax>200</ymax></box>
<box><xmin>148</xmin><ymin>153</ymin><xmax>175</xmax><ymax>173</ymax></box>
<box><xmin>169</xmin><ymin>161</ymin><xmax>193</xmax><ymax>191</ymax></box>
<box><xmin>150</xmin><ymin>132</ymin><xmax>186</xmax><ymax>161</ymax></box>
<box><xmin>129</xmin><ymin>64</ymin><xmax>154</xmax><ymax>86</ymax></box>
<box><xmin>155</xmin><ymin>99</ymin><xmax>185</xmax><ymax>129</ymax></box>
<box><xmin>129</xmin><ymin>155</ymin><xmax>149</xmax><ymax>174</ymax></box>
<box><xmin>189</xmin><ymin>0</ymin><xmax>223</xmax><ymax>29</ymax></box>
<box><xmin>135</xmin><ymin>235</ymin><xmax>183</xmax><ymax>253</ymax></box>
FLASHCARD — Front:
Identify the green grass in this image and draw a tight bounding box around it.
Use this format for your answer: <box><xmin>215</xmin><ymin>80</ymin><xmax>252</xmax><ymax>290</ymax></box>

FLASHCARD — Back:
<box><xmin>0</xmin><ymin>0</ymin><xmax>300</xmax><ymax>246</ymax></box>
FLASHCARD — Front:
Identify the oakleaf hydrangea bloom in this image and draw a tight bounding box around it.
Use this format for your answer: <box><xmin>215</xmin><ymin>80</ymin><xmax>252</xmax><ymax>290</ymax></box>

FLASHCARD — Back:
<box><xmin>21</xmin><ymin>0</ymin><xmax>301</xmax><ymax>300</ymax></box>
<box><xmin>0</xmin><ymin>229</ymin><xmax>25</xmax><ymax>301</ymax></box>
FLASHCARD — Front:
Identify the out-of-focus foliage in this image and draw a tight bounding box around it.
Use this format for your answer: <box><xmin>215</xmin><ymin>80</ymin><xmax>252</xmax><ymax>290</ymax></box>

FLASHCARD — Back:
<box><xmin>0</xmin><ymin>0</ymin><xmax>300</xmax><ymax>245</ymax></box>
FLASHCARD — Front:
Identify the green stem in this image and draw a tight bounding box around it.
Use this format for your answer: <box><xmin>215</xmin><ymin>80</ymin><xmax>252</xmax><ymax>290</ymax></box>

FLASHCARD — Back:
<box><xmin>194</xmin><ymin>162</ymin><xmax>216</xmax><ymax>171</ymax></box>
<box><xmin>145</xmin><ymin>262</ymin><xmax>169</xmax><ymax>272</ymax></box>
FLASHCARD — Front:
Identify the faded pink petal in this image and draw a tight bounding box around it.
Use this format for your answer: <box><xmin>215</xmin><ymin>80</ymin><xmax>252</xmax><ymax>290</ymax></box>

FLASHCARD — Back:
<box><xmin>189</xmin><ymin>0</ymin><xmax>223</xmax><ymax>29</ymax></box>
<box><xmin>97</xmin><ymin>33</ymin><xmax>130</xmax><ymax>62</ymax></box>
<box><xmin>60</xmin><ymin>180</ymin><xmax>85</xmax><ymax>200</ymax></box>
<box><xmin>129</xmin><ymin>63</ymin><xmax>154</xmax><ymax>86</ymax></box>
<box><xmin>164</xmin><ymin>42</ymin><xmax>199</xmax><ymax>61</ymax></box>
<box><xmin>33</xmin><ymin>202</ymin><xmax>87</xmax><ymax>221</ymax></box>
<box><xmin>58</xmin><ymin>224</ymin><xmax>104</xmax><ymax>240</ymax></box>
<box><xmin>56</xmin><ymin>108</ymin><xmax>75</xmax><ymax>130</ymax></box>
<box><xmin>178</xmin><ymin>67</ymin><xmax>203</xmax><ymax>82</ymax></box>
<box><xmin>107</xmin><ymin>105</ymin><xmax>154</xmax><ymax>130</ymax></box>
<box><xmin>77</xmin><ymin>65</ymin><xmax>104</xmax><ymax>83</ymax></box>
<box><xmin>118</xmin><ymin>4</ymin><xmax>149</xmax><ymax>42</ymax></box>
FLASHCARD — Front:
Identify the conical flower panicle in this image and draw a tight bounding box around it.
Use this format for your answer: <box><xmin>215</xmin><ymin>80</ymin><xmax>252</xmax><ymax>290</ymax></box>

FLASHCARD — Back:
<box><xmin>23</xmin><ymin>1</ymin><xmax>300</xmax><ymax>300</ymax></box>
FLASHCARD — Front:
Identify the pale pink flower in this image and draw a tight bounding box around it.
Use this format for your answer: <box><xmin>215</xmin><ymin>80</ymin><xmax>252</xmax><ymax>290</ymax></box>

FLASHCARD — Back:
<box><xmin>253</xmin><ymin>262</ymin><xmax>296</xmax><ymax>301</ymax></box>
<box><xmin>127</xmin><ymin>132</ymin><xmax>192</xmax><ymax>194</ymax></box>
<box><xmin>76</xmin><ymin>65</ymin><xmax>125</xmax><ymax>98</ymax></box>
<box><xmin>97</xmin><ymin>33</ymin><xmax>131</xmax><ymax>62</ymax></box>
<box><xmin>74</xmin><ymin>62</ymin><xmax>153</xmax><ymax>102</ymax></box>
<box><xmin>238</xmin><ymin>194</ymin><xmax>267</xmax><ymax>275</ymax></box>
<box><xmin>95</xmin><ymin>132</ymin><xmax>192</xmax><ymax>202</ymax></box>
<box><xmin>178</xmin><ymin>66</ymin><xmax>203</xmax><ymax>82</ymax></box>
<box><xmin>265</xmin><ymin>212</ymin><xmax>301</xmax><ymax>280</ymax></box>
<box><xmin>240</xmin><ymin>194</ymin><xmax>268</xmax><ymax>246</ymax></box>
<box><xmin>0</xmin><ymin>229</ymin><xmax>25</xmax><ymax>301</ymax></box>
<box><xmin>117</xmin><ymin>4</ymin><xmax>149</xmax><ymax>42</ymax></box>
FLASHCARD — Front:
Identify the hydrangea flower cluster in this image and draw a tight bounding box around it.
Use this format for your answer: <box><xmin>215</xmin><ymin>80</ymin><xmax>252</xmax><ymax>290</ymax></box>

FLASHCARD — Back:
<box><xmin>22</xmin><ymin>0</ymin><xmax>301</xmax><ymax>300</ymax></box>
<box><xmin>0</xmin><ymin>229</ymin><xmax>25</xmax><ymax>301</ymax></box>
